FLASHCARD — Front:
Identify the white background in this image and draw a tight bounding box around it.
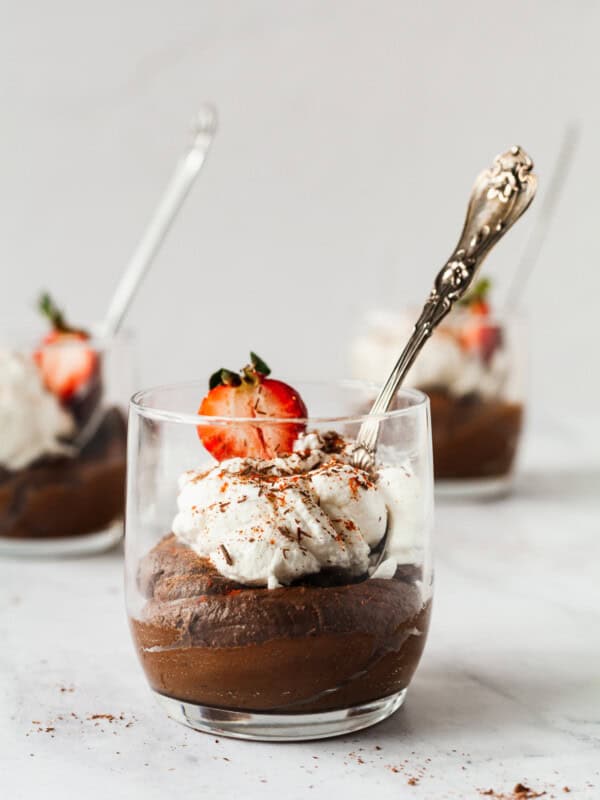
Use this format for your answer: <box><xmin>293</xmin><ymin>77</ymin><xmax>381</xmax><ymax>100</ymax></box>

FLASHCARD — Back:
<box><xmin>1</xmin><ymin>1</ymin><xmax>598</xmax><ymax>419</ymax></box>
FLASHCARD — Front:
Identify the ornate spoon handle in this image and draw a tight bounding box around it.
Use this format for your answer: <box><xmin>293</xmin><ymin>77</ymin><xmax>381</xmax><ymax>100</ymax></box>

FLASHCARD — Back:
<box><xmin>353</xmin><ymin>146</ymin><xmax>538</xmax><ymax>470</ymax></box>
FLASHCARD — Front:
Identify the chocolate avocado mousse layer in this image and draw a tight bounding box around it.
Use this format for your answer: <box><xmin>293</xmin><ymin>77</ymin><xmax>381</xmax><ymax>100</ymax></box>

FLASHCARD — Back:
<box><xmin>427</xmin><ymin>389</ymin><xmax>523</xmax><ymax>479</ymax></box>
<box><xmin>130</xmin><ymin>416</ymin><xmax>431</xmax><ymax>714</ymax></box>
<box><xmin>132</xmin><ymin>534</ymin><xmax>431</xmax><ymax>713</ymax></box>
<box><xmin>130</xmin><ymin>357</ymin><xmax>431</xmax><ymax>717</ymax></box>
<box><xmin>0</xmin><ymin>407</ymin><xmax>126</xmax><ymax>539</ymax></box>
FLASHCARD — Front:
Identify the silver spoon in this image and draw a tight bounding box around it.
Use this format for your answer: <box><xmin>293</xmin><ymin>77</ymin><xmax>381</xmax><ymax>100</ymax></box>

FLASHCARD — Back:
<box><xmin>101</xmin><ymin>104</ymin><xmax>218</xmax><ymax>338</ymax></box>
<box><xmin>353</xmin><ymin>145</ymin><xmax>538</xmax><ymax>471</ymax></box>
<box><xmin>73</xmin><ymin>106</ymin><xmax>218</xmax><ymax>450</ymax></box>
<box><xmin>504</xmin><ymin>124</ymin><xmax>579</xmax><ymax>310</ymax></box>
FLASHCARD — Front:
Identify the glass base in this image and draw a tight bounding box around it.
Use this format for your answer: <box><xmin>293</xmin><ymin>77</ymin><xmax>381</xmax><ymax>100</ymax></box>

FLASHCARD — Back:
<box><xmin>0</xmin><ymin>520</ymin><xmax>123</xmax><ymax>558</ymax></box>
<box><xmin>153</xmin><ymin>689</ymin><xmax>407</xmax><ymax>742</ymax></box>
<box><xmin>435</xmin><ymin>473</ymin><xmax>513</xmax><ymax>500</ymax></box>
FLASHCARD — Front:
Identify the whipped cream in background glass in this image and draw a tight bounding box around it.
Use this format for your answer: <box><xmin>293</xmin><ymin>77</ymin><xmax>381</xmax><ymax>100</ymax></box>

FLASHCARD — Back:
<box><xmin>351</xmin><ymin>309</ymin><xmax>518</xmax><ymax>401</ymax></box>
<box><xmin>172</xmin><ymin>431</ymin><xmax>423</xmax><ymax>589</ymax></box>
<box><xmin>0</xmin><ymin>349</ymin><xmax>74</xmax><ymax>470</ymax></box>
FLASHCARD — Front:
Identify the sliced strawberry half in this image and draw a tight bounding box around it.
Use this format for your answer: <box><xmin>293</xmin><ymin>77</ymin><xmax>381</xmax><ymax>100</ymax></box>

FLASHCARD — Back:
<box><xmin>468</xmin><ymin>298</ymin><xmax>490</xmax><ymax>316</ymax></box>
<box><xmin>456</xmin><ymin>277</ymin><xmax>502</xmax><ymax>362</ymax></box>
<box><xmin>197</xmin><ymin>352</ymin><xmax>308</xmax><ymax>460</ymax></box>
<box><xmin>34</xmin><ymin>293</ymin><xmax>98</xmax><ymax>401</ymax></box>
<box><xmin>459</xmin><ymin>321</ymin><xmax>503</xmax><ymax>363</ymax></box>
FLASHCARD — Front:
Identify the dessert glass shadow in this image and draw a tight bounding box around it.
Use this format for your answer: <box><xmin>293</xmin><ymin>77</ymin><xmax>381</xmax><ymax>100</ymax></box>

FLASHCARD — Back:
<box><xmin>126</xmin><ymin>380</ymin><xmax>433</xmax><ymax>741</ymax></box>
<box><xmin>352</xmin><ymin>309</ymin><xmax>525</xmax><ymax>499</ymax></box>
<box><xmin>0</xmin><ymin>330</ymin><xmax>133</xmax><ymax>556</ymax></box>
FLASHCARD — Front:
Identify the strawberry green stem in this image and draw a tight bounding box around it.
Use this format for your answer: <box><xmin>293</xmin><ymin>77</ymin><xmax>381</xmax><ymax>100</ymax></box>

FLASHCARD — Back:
<box><xmin>38</xmin><ymin>292</ymin><xmax>89</xmax><ymax>336</ymax></box>
<box><xmin>459</xmin><ymin>277</ymin><xmax>491</xmax><ymax>307</ymax></box>
<box><xmin>209</xmin><ymin>352</ymin><xmax>271</xmax><ymax>390</ymax></box>
<box><xmin>38</xmin><ymin>293</ymin><xmax>70</xmax><ymax>332</ymax></box>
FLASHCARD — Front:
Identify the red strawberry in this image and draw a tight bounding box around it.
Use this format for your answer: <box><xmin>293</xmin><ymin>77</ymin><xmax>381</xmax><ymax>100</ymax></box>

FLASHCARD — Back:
<box><xmin>459</xmin><ymin>321</ymin><xmax>503</xmax><ymax>363</ymax></box>
<box><xmin>34</xmin><ymin>293</ymin><xmax>98</xmax><ymax>401</ymax></box>
<box><xmin>469</xmin><ymin>299</ymin><xmax>490</xmax><ymax>316</ymax></box>
<box><xmin>456</xmin><ymin>276</ymin><xmax>502</xmax><ymax>362</ymax></box>
<box><xmin>458</xmin><ymin>277</ymin><xmax>492</xmax><ymax>312</ymax></box>
<box><xmin>197</xmin><ymin>353</ymin><xmax>308</xmax><ymax>460</ymax></box>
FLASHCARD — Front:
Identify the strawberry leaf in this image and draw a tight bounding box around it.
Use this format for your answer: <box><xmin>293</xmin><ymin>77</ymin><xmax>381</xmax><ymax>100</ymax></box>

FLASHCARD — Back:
<box><xmin>39</xmin><ymin>292</ymin><xmax>69</xmax><ymax>332</ymax></box>
<box><xmin>250</xmin><ymin>352</ymin><xmax>271</xmax><ymax>376</ymax></box>
<box><xmin>221</xmin><ymin>369</ymin><xmax>242</xmax><ymax>387</ymax></box>
<box><xmin>209</xmin><ymin>369</ymin><xmax>225</xmax><ymax>390</ymax></box>
<box><xmin>459</xmin><ymin>277</ymin><xmax>491</xmax><ymax>307</ymax></box>
<box><xmin>38</xmin><ymin>292</ymin><xmax>89</xmax><ymax>336</ymax></box>
<box><xmin>209</xmin><ymin>368</ymin><xmax>242</xmax><ymax>389</ymax></box>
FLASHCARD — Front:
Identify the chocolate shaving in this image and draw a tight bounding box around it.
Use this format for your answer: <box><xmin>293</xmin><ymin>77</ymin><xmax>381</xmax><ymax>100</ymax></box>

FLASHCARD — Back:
<box><xmin>219</xmin><ymin>545</ymin><xmax>233</xmax><ymax>566</ymax></box>
<box><xmin>277</xmin><ymin>526</ymin><xmax>295</xmax><ymax>542</ymax></box>
<box><xmin>479</xmin><ymin>786</ymin><xmax>546</xmax><ymax>800</ymax></box>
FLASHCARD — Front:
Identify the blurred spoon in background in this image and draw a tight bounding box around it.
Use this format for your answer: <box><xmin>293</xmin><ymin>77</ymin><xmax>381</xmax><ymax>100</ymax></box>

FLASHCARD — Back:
<box><xmin>101</xmin><ymin>104</ymin><xmax>218</xmax><ymax>338</ymax></box>
<box><xmin>74</xmin><ymin>106</ymin><xmax>218</xmax><ymax>449</ymax></box>
<box><xmin>504</xmin><ymin>122</ymin><xmax>580</xmax><ymax>310</ymax></box>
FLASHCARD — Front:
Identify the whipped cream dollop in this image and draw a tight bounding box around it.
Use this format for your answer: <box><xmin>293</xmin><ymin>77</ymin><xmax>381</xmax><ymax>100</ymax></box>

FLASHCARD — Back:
<box><xmin>172</xmin><ymin>432</ymin><xmax>421</xmax><ymax>589</ymax></box>
<box><xmin>0</xmin><ymin>349</ymin><xmax>75</xmax><ymax>470</ymax></box>
<box><xmin>352</xmin><ymin>310</ymin><xmax>509</xmax><ymax>399</ymax></box>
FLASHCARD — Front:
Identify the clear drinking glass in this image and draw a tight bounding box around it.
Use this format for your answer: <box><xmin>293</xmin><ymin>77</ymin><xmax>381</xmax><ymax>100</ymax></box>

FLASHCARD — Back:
<box><xmin>126</xmin><ymin>379</ymin><xmax>433</xmax><ymax>741</ymax></box>
<box><xmin>352</xmin><ymin>309</ymin><xmax>525</xmax><ymax>499</ymax></box>
<box><xmin>0</xmin><ymin>329</ymin><xmax>134</xmax><ymax>556</ymax></box>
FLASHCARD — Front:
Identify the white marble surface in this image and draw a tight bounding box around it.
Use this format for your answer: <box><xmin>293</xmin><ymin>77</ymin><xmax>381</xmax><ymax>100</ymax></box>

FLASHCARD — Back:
<box><xmin>1</xmin><ymin>418</ymin><xmax>599</xmax><ymax>799</ymax></box>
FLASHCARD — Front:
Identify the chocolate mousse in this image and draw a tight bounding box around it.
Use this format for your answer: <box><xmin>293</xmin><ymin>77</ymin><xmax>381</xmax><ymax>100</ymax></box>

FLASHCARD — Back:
<box><xmin>0</xmin><ymin>293</ymin><xmax>127</xmax><ymax>543</ymax></box>
<box><xmin>428</xmin><ymin>389</ymin><xmax>523</xmax><ymax>480</ymax></box>
<box><xmin>129</xmin><ymin>356</ymin><xmax>431</xmax><ymax>719</ymax></box>
<box><xmin>132</xmin><ymin>534</ymin><xmax>431</xmax><ymax>713</ymax></box>
<box><xmin>0</xmin><ymin>407</ymin><xmax>126</xmax><ymax>539</ymax></box>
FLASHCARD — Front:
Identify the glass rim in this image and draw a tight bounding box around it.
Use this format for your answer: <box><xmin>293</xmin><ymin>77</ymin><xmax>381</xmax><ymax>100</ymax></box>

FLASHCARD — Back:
<box><xmin>130</xmin><ymin>378</ymin><xmax>429</xmax><ymax>426</ymax></box>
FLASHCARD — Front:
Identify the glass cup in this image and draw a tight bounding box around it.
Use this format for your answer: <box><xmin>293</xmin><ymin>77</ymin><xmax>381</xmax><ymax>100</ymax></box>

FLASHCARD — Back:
<box><xmin>0</xmin><ymin>329</ymin><xmax>134</xmax><ymax>556</ymax></box>
<box><xmin>126</xmin><ymin>380</ymin><xmax>434</xmax><ymax>741</ymax></box>
<box><xmin>351</xmin><ymin>309</ymin><xmax>525</xmax><ymax>499</ymax></box>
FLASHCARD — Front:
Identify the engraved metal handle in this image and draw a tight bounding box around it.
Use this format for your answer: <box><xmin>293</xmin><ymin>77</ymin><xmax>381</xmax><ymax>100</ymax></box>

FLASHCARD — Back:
<box><xmin>353</xmin><ymin>145</ymin><xmax>538</xmax><ymax>470</ymax></box>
